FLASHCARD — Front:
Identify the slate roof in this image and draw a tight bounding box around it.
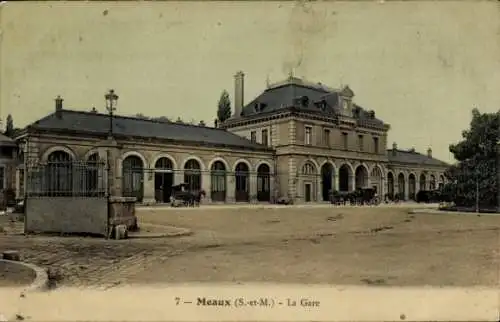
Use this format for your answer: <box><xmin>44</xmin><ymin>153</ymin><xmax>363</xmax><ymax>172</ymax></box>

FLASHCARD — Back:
<box><xmin>237</xmin><ymin>77</ymin><xmax>386</xmax><ymax>127</ymax></box>
<box><xmin>27</xmin><ymin>110</ymin><xmax>272</xmax><ymax>152</ymax></box>
<box><xmin>0</xmin><ymin>133</ymin><xmax>16</xmax><ymax>147</ymax></box>
<box><xmin>387</xmin><ymin>148</ymin><xmax>449</xmax><ymax>167</ymax></box>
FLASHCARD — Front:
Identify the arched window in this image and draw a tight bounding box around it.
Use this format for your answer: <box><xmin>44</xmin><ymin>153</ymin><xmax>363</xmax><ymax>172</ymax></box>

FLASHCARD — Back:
<box><xmin>419</xmin><ymin>174</ymin><xmax>426</xmax><ymax>191</ymax></box>
<box><xmin>86</xmin><ymin>153</ymin><xmax>100</xmax><ymax>196</ymax></box>
<box><xmin>387</xmin><ymin>172</ymin><xmax>394</xmax><ymax>196</ymax></box>
<box><xmin>154</xmin><ymin>157</ymin><xmax>175</xmax><ymax>203</ymax></box>
<box><xmin>430</xmin><ymin>175</ymin><xmax>436</xmax><ymax>190</ymax></box>
<box><xmin>184</xmin><ymin>159</ymin><xmax>201</xmax><ymax>191</ymax></box>
<box><xmin>46</xmin><ymin>150</ymin><xmax>73</xmax><ymax>196</ymax></box>
<box><xmin>122</xmin><ymin>155</ymin><xmax>144</xmax><ymax>202</ymax></box>
<box><xmin>338</xmin><ymin>164</ymin><xmax>351</xmax><ymax>192</ymax></box>
<box><xmin>398</xmin><ymin>173</ymin><xmax>405</xmax><ymax>199</ymax></box>
<box><xmin>257</xmin><ymin>164</ymin><xmax>271</xmax><ymax>202</ymax></box>
<box><xmin>355</xmin><ymin>165</ymin><xmax>368</xmax><ymax>189</ymax></box>
<box><xmin>210</xmin><ymin>161</ymin><xmax>226</xmax><ymax>202</ymax></box>
<box><xmin>370</xmin><ymin>167</ymin><xmax>382</xmax><ymax>194</ymax></box>
<box><xmin>234</xmin><ymin>162</ymin><xmax>250</xmax><ymax>202</ymax></box>
<box><xmin>408</xmin><ymin>174</ymin><xmax>416</xmax><ymax>200</ymax></box>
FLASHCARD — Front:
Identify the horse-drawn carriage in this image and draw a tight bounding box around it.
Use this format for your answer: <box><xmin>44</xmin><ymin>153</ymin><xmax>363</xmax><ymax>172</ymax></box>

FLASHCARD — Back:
<box><xmin>170</xmin><ymin>183</ymin><xmax>206</xmax><ymax>207</ymax></box>
<box><xmin>330</xmin><ymin>188</ymin><xmax>380</xmax><ymax>206</ymax></box>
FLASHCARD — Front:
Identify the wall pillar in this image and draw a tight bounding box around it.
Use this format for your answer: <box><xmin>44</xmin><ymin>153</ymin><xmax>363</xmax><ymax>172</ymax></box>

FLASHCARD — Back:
<box><xmin>174</xmin><ymin>170</ymin><xmax>183</xmax><ymax>189</ymax></box>
<box><xmin>96</xmin><ymin>148</ymin><xmax>109</xmax><ymax>196</ymax></box>
<box><xmin>249</xmin><ymin>172</ymin><xmax>257</xmax><ymax>203</ymax></box>
<box><xmin>270</xmin><ymin>173</ymin><xmax>276</xmax><ymax>203</ymax></box>
<box><xmin>348</xmin><ymin>174</ymin><xmax>355</xmax><ymax>191</ymax></box>
<box><xmin>404</xmin><ymin>178</ymin><xmax>409</xmax><ymax>201</ymax></box>
<box><xmin>227</xmin><ymin>174</ymin><xmax>235</xmax><ymax>203</ymax></box>
<box><xmin>142</xmin><ymin>169</ymin><xmax>156</xmax><ymax>205</ymax></box>
<box><xmin>333</xmin><ymin>169</ymin><xmax>338</xmax><ymax>192</ymax></box>
<box><xmin>380</xmin><ymin>176</ymin><xmax>385</xmax><ymax>199</ymax></box>
<box><xmin>15</xmin><ymin>167</ymin><xmax>23</xmax><ymax>199</ymax></box>
<box><xmin>316</xmin><ymin>174</ymin><xmax>322</xmax><ymax>202</ymax></box>
<box><xmin>202</xmin><ymin>171</ymin><xmax>211</xmax><ymax>203</ymax></box>
<box><xmin>98</xmin><ymin>139</ymin><xmax>122</xmax><ymax>197</ymax></box>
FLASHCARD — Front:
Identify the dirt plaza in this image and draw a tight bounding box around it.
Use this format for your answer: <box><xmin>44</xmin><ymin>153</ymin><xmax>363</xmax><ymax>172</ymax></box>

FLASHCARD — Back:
<box><xmin>0</xmin><ymin>204</ymin><xmax>499</xmax><ymax>288</ymax></box>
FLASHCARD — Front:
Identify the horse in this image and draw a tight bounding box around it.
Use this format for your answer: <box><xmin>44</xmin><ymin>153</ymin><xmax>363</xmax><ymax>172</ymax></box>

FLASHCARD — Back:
<box><xmin>187</xmin><ymin>189</ymin><xmax>206</xmax><ymax>207</ymax></box>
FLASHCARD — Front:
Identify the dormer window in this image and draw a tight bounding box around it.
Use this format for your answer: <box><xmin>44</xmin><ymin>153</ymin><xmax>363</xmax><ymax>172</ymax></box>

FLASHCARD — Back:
<box><xmin>342</xmin><ymin>99</ymin><xmax>349</xmax><ymax>110</ymax></box>
<box><xmin>300</xmin><ymin>96</ymin><xmax>309</xmax><ymax>107</ymax></box>
<box><xmin>353</xmin><ymin>106</ymin><xmax>361</xmax><ymax>118</ymax></box>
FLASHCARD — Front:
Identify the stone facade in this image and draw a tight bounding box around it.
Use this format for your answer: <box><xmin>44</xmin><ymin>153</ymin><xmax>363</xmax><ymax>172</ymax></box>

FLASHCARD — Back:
<box><xmin>219</xmin><ymin>74</ymin><xmax>449</xmax><ymax>203</ymax></box>
<box><xmin>15</xmin><ymin>131</ymin><xmax>275</xmax><ymax>204</ymax></box>
<box><xmin>12</xmin><ymin>73</ymin><xmax>449</xmax><ymax>204</ymax></box>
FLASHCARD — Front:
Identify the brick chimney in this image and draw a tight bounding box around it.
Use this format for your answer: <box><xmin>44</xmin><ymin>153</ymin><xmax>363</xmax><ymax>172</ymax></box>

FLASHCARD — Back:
<box><xmin>233</xmin><ymin>71</ymin><xmax>245</xmax><ymax>117</ymax></box>
<box><xmin>427</xmin><ymin>147</ymin><xmax>432</xmax><ymax>158</ymax></box>
<box><xmin>392</xmin><ymin>142</ymin><xmax>397</xmax><ymax>156</ymax></box>
<box><xmin>55</xmin><ymin>95</ymin><xmax>63</xmax><ymax>119</ymax></box>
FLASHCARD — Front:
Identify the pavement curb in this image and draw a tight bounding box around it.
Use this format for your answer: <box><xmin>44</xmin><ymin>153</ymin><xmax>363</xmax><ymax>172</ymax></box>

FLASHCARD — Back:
<box><xmin>136</xmin><ymin>202</ymin><xmax>439</xmax><ymax>211</ymax></box>
<box><xmin>410</xmin><ymin>208</ymin><xmax>500</xmax><ymax>216</ymax></box>
<box><xmin>0</xmin><ymin>259</ymin><xmax>48</xmax><ymax>293</ymax></box>
<box><xmin>128</xmin><ymin>224</ymin><xmax>193</xmax><ymax>239</ymax></box>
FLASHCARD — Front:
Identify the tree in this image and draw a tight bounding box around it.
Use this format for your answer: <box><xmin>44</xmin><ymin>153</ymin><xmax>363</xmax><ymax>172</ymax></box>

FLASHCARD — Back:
<box><xmin>447</xmin><ymin>108</ymin><xmax>499</xmax><ymax>208</ymax></box>
<box><xmin>217</xmin><ymin>90</ymin><xmax>232</xmax><ymax>123</ymax></box>
<box><xmin>135</xmin><ymin>113</ymin><xmax>149</xmax><ymax>120</ymax></box>
<box><xmin>4</xmin><ymin>114</ymin><xmax>14</xmax><ymax>137</ymax></box>
<box><xmin>153</xmin><ymin>116</ymin><xmax>171</xmax><ymax>123</ymax></box>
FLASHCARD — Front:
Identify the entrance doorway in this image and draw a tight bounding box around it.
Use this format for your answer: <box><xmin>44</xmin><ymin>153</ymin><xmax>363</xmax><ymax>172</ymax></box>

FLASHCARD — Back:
<box><xmin>321</xmin><ymin>163</ymin><xmax>333</xmax><ymax>201</ymax></box>
<box><xmin>234</xmin><ymin>162</ymin><xmax>250</xmax><ymax>202</ymax></box>
<box><xmin>122</xmin><ymin>155</ymin><xmax>144</xmax><ymax>203</ymax></box>
<box><xmin>154</xmin><ymin>157</ymin><xmax>174</xmax><ymax>203</ymax></box>
<box><xmin>154</xmin><ymin>171</ymin><xmax>173</xmax><ymax>203</ymax></box>
<box><xmin>257</xmin><ymin>164</ymin><xmax>271</xmax><ymax>202</ymax></box>
<box><xmin>304</xmin><ymin>183</ymin><xmax>312</xmax><ymax>202</ymax></box>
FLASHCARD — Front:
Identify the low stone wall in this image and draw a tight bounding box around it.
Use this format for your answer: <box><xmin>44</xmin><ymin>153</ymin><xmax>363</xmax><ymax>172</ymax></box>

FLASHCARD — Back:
<box><xmin>25</xmin><ymin>197</ymin><xmax>108</xmax><ymax>236</ymax></box>
<box><xmin>108</xmin><ymin>196</ymin><xmax>138</xmax><ymax>232</ymax></box>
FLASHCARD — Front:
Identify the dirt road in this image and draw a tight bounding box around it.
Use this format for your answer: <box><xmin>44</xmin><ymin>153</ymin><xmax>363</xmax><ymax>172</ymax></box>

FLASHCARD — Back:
<box><xmin>0</xmin><ymin>206</ymin><xmax>498</xmax><ymax>288</ymax></box>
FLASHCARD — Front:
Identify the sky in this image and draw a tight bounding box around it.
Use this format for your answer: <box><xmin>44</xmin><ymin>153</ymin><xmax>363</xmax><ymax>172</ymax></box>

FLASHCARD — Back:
<box><xmin>1</xmin><ymin>1</ymin><xmax>499</xmax><ymax>164</ymax></box>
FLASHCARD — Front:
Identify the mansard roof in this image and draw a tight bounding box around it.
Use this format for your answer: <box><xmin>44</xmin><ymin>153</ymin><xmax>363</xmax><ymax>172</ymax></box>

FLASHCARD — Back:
<box><xmin>237</xmin><ymin>76</ymin><xmax>386</xmax><ymax>127</ymax></box>
<box><xmin>25</xmin><ymin>109</ymin><xmax>272</xmax><ymax>152</ymax></box>
<box><xmin>0</xmin><ymin>133</ymin><xmax>16</xmax><ymax>147</ymax></box>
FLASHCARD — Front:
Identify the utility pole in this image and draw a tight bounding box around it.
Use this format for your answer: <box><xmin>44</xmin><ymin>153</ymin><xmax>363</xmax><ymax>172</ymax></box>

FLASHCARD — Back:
<box><xmin>475</xmin><ymin>176</ymin><xmax>479</xmax><ymax>213</ymax></box>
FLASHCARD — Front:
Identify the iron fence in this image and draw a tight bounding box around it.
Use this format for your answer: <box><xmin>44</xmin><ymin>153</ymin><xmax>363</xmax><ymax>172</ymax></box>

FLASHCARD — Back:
<box><xmin>25</xmin><ymin>160</ymin><xmax>108</xmax><ymax>198</ymax></box>
<box><xmin>122</xmin><ymin>167</ymin><xmax>276</xmax><ymax>203</ymax></box>
<box><xmin>22</xmin><ymin>161</ymin><xmax>455</xmax><ymax>204</ymax></box>
<box><xmin>120</xmin><ymin>168</ymin><xmax>385</xmax><ymax>203</ymax></box>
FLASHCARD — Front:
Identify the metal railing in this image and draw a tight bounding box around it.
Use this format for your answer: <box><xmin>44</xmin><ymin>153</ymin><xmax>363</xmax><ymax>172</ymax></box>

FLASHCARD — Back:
<box><xmin>25</xmin><ymin>161</ymin><xmax>108</xmax><ymax>198</ymax></box>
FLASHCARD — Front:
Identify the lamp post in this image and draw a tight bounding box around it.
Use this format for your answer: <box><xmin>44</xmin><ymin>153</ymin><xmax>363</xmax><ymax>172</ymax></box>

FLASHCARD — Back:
<box><xmin>105</xmin><ymin>89</ymin><xmax>119</xmax><ymax>137</ymax></box>
<box><xmin>104</xmin><ymin>89</ymin><xmax>119</xmax><ymax>200</ymax></box>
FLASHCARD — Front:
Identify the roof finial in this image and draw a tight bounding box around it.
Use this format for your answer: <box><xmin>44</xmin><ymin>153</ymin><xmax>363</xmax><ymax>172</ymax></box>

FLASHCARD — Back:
<box><xmin>288</xmin><ymin>68</ymin><xmax>294</xmax><ymax>80</ymax></box>
<box><xmin>266</xmin><ymin>74</ymin><xmax>271</xmax><ymax>88</ymax></box>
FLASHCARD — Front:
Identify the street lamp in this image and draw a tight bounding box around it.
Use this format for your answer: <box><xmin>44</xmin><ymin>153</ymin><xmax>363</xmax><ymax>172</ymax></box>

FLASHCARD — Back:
<box><xmin>105</xmin><ymin>89</ymin><xmax>119</xmax><ymax>137</ymax></box>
